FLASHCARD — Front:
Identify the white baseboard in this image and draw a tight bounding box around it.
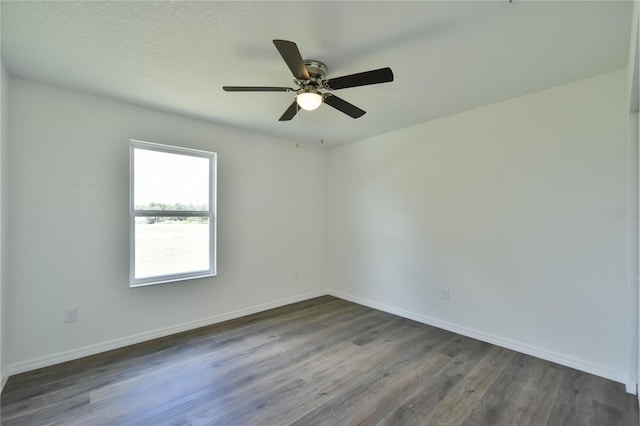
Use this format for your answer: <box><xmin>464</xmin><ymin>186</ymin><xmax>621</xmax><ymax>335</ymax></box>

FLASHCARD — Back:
<box><xmin>327</xmin><ymin>289</ymin><xmax>633</xmax><ymax>390</ymax></box>
<box><xmin>6</xmin><ymin>288</ymin><xmax>636</xmax><ymax>396</ymax></box>
<box><xmin>1</xmin><ymin>368</ymin><xmax>7</xmax><ymax>393</ymax></box>
<box><xmin>7</xmin><ymin>290</ymin><xmax>326</xmax><ymax>377</ymax></box>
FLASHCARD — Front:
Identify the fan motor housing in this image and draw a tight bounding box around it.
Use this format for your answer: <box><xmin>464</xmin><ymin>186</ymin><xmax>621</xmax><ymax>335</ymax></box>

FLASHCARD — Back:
<box><xmin>304</xmin><ymin>60</ymin><xmax>328</xmax><ymax>81</ymax></box>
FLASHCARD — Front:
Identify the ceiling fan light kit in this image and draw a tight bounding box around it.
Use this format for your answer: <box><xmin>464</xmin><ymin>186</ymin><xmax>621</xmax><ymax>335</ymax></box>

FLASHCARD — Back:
<box><xmin>296</xmin><ymin>87</ymin><xmax>323</xmax><ymax>111</ymax></box>
<box><xmin>223</xmin><ymin>39</ymin><xmax>394</xmax><ymax>121</ymax></box>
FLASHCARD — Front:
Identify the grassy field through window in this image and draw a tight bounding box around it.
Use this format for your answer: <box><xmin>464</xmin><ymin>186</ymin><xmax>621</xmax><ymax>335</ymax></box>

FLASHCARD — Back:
<box><xmin>134</xmin><ymin>221</ymin><xmax>210</xmax><ymax>279</ymax></box>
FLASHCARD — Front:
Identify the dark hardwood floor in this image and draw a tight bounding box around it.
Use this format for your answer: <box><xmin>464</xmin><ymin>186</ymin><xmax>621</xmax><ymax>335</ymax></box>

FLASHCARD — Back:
<box><xmin>1</xmin><ymin>296</ymin><xmax>638</xmax><ymax>425</ymax></box>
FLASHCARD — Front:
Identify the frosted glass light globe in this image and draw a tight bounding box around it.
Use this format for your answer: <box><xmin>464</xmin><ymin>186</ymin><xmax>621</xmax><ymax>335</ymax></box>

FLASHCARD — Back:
<box><xmin>296</xmin><ymin>90</ymin><xmax>322</xmax><ymax>111</ymax></box>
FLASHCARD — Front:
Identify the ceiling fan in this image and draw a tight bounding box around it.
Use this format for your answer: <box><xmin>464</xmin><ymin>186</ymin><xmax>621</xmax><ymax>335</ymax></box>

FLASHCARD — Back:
<box><xmin>223</xmin><ymin>39</ymin><xmax>394</xmax><ymax>121</ymax></box>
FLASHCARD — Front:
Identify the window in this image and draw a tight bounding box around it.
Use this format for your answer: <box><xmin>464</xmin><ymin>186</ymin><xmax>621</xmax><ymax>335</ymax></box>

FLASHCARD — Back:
<box><xmin>129</xmin><ymin>140</ymin><xmax>216</xmax><ymax>287</ymax></box>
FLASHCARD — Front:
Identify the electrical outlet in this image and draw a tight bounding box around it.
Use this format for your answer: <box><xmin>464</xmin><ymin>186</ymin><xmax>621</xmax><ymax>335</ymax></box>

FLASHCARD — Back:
<box><xmin>441</xmin><ymin>288</ymin><xmax>450</xmax><ymax>301</ymax></box>
<box><xmin>64</xmin><ymin>307</ymin><xmax>78</xmax><ymax>323</ymax></box>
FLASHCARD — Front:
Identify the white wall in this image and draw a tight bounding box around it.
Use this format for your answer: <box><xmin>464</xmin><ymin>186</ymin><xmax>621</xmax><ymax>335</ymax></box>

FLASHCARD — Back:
<box><xmin>627</xmin><ymin>112</ymin><xmax>639</xmax><ymax>394</ymax></box>
<box><xmin>7</xmin><ymin>78</ymin><xmax>326</xmax><ymax>372</ymax></box>
<box><xmin>327</xmin><ymin>69</ymin><xmax>632</xmax><ymax>384</ymax></box>
<box><xmin>632</xmin><ymin>0</ymin><xmax>640</xmax><ymax>401</ymax></box>
<box><xmin>4</xmin><ymin>68</ymin><xmax>635</xmax><ymax>389</ymax></box>
<box><xmin>0</xmin><ymin>60</ymin><xmax>8</xmax><ymax>389</ymax></box>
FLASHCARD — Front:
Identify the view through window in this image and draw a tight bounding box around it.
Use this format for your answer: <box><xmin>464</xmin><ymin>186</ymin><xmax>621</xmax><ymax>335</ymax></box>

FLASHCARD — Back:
<box><xmin>130</xmin><ymin>140</ymin><xmax>217</xmax><ymax>287</ymax></box>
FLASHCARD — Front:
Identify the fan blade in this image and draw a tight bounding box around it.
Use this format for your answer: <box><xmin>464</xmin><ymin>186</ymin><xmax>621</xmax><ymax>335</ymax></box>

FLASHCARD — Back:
<box><xmin>325</xmin><ymin>67</ymin><xmax>394</xmax><ymax>90</ymax></box>
<box><xmin>223</xmin><ymin>86</ymin><xmax>294</xmax><ymax>92</ymax></box>
<box><xmin>324</xmin><ymin>95</ymin><xmax>366</xmax><ymax>119</ymax></box>
<box><xmin>273</xmin><ymin>39</ymin><xmax>310</xmax><ymax>81</ymax></box>
<box><xmin>279</xmin><ymin>101</ymin><xmax>300</xmax><ymax>121</ymax></box>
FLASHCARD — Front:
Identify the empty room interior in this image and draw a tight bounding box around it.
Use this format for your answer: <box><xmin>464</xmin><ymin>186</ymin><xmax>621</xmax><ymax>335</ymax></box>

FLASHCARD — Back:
<box><xmin>1</xmin><ymin>1</ymin><xmax>640</xmax><ymax>424</ymax></box>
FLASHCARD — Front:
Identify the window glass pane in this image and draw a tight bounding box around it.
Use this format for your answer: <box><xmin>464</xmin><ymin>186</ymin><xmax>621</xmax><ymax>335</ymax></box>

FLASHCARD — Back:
<box><xmin>134</xmin><ymin>148</ymin><xmax>209</xmax><ymax>211</ymax></box>
<box><xmin>134</xmin><ymin>217</ymin><xmax>210</xmax><ymax>279</ymax></box>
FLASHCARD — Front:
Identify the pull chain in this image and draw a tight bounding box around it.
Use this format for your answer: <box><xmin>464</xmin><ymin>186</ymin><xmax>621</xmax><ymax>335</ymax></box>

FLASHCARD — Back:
<box><xmin>295</xmin><ymin>103</ymin><xmax>299</xmax><ymax>148</ymax></box>
<box><xmin>320</xmin><ymin>100</ymin><xmax>325</xmax><ymax>145</ymax></box>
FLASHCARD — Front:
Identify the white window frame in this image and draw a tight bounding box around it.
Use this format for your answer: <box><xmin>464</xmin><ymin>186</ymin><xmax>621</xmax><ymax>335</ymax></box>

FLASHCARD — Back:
<box><xmin>129</xmin><ymin>139</ymin><xmax>217</xmax><ymax>287</ymax></box>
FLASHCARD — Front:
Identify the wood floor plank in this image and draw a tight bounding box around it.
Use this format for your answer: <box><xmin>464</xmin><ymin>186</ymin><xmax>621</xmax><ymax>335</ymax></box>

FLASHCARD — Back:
<box><xmin>259</xmin><ymin>321</ymin><xmax>453</xmax><ymax>425</ymax></box>
<box><xmin>547</xmin><ymin>368</ymin><xmax>638</xmax><ymax>426</ymax></box>
<box><xmin>507</xmin><ymin>359</ymin><xmax>565</xmax><ymax>426</ymax></box>
<box><xmin>288</xmin><ymin>327</ymin><xmax>455</xmax><ymax>426</ymax></box>
<box><xmin>190</xmin><ymin>313</ymin><xmax>421</xmax><ymax>425</ymax></box>
<box><xmin>1</xmin><ymin>296</ymin><xmax>637</xmax><ymax>426</ymax></box>
<box><xmin>460</xmin><ymin>353</ymin><xmax>564</xmax><ymax>426</ymax></box>
<box><xmin>418</xmin><ymin>345</ymin><xmax>516</xmax><ymax>425</ymax></box>
<box><xmin>377</xmin><ymin>337</ymin><xmax>494</xmax><ymax>426</ymax></box>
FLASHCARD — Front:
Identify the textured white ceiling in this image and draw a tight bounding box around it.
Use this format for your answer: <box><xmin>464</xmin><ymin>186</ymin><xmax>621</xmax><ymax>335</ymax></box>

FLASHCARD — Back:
<box><xmin>0</xmin><ymin>1</ymin><xmax>633</xmax><ymax>147</ymax></box>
